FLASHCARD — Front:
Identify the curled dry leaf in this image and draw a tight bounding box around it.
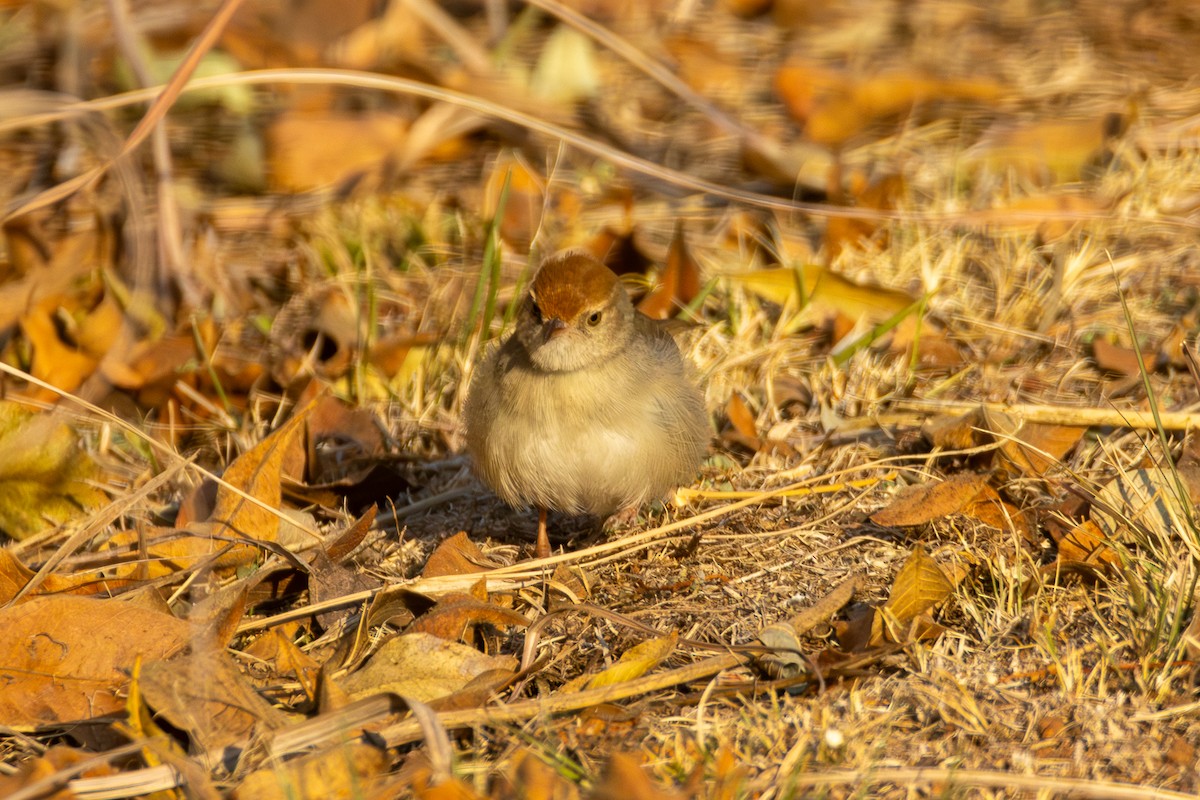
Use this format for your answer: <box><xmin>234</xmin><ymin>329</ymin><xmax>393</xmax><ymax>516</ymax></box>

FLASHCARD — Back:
<box><xmin>870</xmin><ymin>473</ymin><xmax>989</xmax><ymax>527</ymax></box>
<box><xmin>1055</xmin><ymin>519</ymin><xmax>1122</xmax><ymax>569</ymax></box>
<box><xmin>422</xmin><ymin>531</ymin><xmax>499</xmax><ymax>577</ymax></box>
<box><xmin>637</xmin><ymin>224</ymin><xmax>702</xmax><ymax>320</ymax></box>
<box><xmin>983</xmin><ymin>409</ymin><xmax>1086</xmax><ymax>481</ymax></box>
<box><xmin>408</xmin><ymin>593</ymin><xmax>530</xmax><ymax>642</ymax></box>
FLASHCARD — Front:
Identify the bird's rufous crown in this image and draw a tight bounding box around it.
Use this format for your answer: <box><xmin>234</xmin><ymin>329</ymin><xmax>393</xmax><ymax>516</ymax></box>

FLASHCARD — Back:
<box><xmin>529</xmin><ymin>252</ymin><xmax>620</xmax><ymax>322</ymax></box>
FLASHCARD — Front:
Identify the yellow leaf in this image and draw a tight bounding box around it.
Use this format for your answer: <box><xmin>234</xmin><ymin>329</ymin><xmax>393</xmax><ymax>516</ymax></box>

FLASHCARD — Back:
<box><xmin>880</xmin><ymin>548</ymin><xmax>953</xmax><ymax>629</ymax></box>
<box><xmin>585</xmin><ymin>633</ymin><xmax>677</xmax><ymax>690</ymax></box>
<box><xmin>0</xmin><ymin>402</ymin><xmax>107</xmax><ymax>540</ymax></box>
<box><xmin>731</xmin><ymin>264</ymin><xmax>915</xmax><ymax>330</ymax></box>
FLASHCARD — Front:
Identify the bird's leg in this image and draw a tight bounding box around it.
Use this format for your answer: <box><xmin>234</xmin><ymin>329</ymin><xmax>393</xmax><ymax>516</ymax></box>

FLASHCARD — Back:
<box><xmin>535</xmin><ymin>506</ymin><xmax>551</xmax><ymax>559</ymax></box>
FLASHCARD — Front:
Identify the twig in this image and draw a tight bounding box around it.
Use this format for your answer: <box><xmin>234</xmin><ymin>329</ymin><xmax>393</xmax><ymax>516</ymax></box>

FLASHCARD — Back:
<box><xmin>896</xmin><ymin>398</ymin><xmax>1200</xmax><ymax>431</ymax></box>
<box><xmin>379</xmin><ymin>652</ymin><xmax>747</xmax><ymax>746</ymax></box>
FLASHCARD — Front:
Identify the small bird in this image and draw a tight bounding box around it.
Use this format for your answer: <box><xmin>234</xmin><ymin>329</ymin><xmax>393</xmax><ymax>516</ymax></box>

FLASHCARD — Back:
<box><xmin>464</xmin><ymin>250</ymin><xmax>709</xmax><ymax>558</ymax></box>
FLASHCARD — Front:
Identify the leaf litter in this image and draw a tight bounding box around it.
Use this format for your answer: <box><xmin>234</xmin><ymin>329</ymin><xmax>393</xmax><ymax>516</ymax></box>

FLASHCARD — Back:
<box><xmin>4</xmin><ymin>0</ymin><xmax>1200</xmax><ymax>797</ymax></box>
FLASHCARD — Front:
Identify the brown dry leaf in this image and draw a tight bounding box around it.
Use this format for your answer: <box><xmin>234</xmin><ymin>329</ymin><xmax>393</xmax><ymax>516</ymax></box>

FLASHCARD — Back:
<box><xmin>871</xmin><ymin>474</ymin><xmax>990</xmax><ymax>527</ymax></box>
<box><xmin>0</xmin><ymin>401</ymin><xmax>109</xmax><ymax>541</ymax></box>
<box><xmin>0</xmin><ymin>595</ymin><xmax>191</xmax><ymax>726</ymax></box>
<box><xmin>0</xmin><ymin>547</ymin><xmax>129</xmax><ymax>602</ymax></box>
<box><xmin>583</xmin><ymin>633</ymin><xmax>677</xmax><ymax>690</ymax></box>
<box><xmin>204</xmin><ymin>407</ymin><xmax>312</xmax><ymax>555</ymax></box>
<box><xmin>408</xmin><ymin>593</ymin><xmax>530</xmax><ymax>642</ymax></box>
<box><xmin>970</xmin><ymin>115</ymin><xmax>1122</xmax><ymax>183</ymax></box>
<box><xmin>244</xmin><ymin>624</ymin><xmax>323</xmax><ymax>702</ymax></box>
<box><xmin>111</xmin><ymin>410</ymin><xmax>312</xmax><ymax>576</ymax></box>
<box><xmin>266</xmin><ymin>110</ymin><xmax>408</xmax><ymax>191</ymax></box>
<box><xmin>508</xmin><ymin>749</ymin><xmax>581</xmax><ymax>800</ymax></box>
<box><xmin>962</xmin><ymin>486</ymin><xmax>1032</xmax><ymax>534</ymax></box>
<box><xmin>233</xmin><ymin>741</ymin><xmax>390</xmax><ymax>800</ymax></box>
<box><xmin>1057</xmin><ymin>519</ymin><xmax>1121</xmax><ymax>568</ymax></box>
<box><xmin>961</xmin><ymin>491</ymin><xmax>1034</xmax><ymax>543</ymax></box>
<box><xmin>775</xmin><ymin>61</ymin><xmax>1003</xmax><ymax>146</ymax></box>
<box><xmin>548</xmin><ymin>563</ymin><xmax>591</xmax><ymax>606</ymax></box>
<box><xmin>789</xmin><ymin>574</ymin><xmax>858</xmax><ymax>635</ymax></box>
<box><xmin>19</xmin><ymin>295</ymin><xmax>99</xmax><ymax>400</ymax></box>
<box><xmin>983</xmin><ymin>410</ymin><xmax>1086</xmax><ymax>480</ymax></box>
<box><xmin>922</xmin><ymin>408</ymin><xmax>987</xmax><ymax>452</ymax></box>
<box><xmin>724</xmin><ymin>392</ymin><xmax>760</xmax><ymax>450</ymax></box>
<box><xmin>589</xmin><ymin>752</ymin><xmax>682</xmax><ymax>800</ymax></box>
<box><xmin>0</xmin><ymin>744</ymin><xmax>118</xmax><ymax>797</ymax></box>
<box><xmin>112</xmin><ymin>332</ymin><xmax>198</xmax><ymax>404</ymax></box>
<box><xmin>873</xmin><ymin>547</ymin><xmax>954</xmax><ymax>645</ymax></box>
<box><xmin>637</xmin><ymin>224</ymin><xmax>702</xmax><ymax>320</ymax></box>
<box><xmin>586</xmin><ymin>226</ymin><xmax>654</xmax><ymax>277</ymax></box>
<box><xmin>423</xmin><ymin>531</ymin><xmax>495</xmax><ymax>577</ymax></box>
<box><xmin>341</xmin><ymin>632</ymin><xmax>518</xmax><ymax>703</ymax></box>
<box><xmin>1093</xmin><ymin>337</ymin><xmax>1155</xmax><ymax>378</ymax></box>
<box><xmin>140</xmin><ymin>648</ymin><xmax>288</xmax><ymax>752</ymax></box>
<box><xmin>485</xmin><ymin>152</ymin><xmax>546</xmax><ymax>251</ymax></box>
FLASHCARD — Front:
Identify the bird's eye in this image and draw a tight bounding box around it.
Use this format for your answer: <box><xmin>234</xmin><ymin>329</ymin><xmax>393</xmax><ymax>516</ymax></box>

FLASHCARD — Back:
<box><xmin>587</xmin><ymin>311</ymin><xmax>603</xmax><ymax>326</ymax></box>
<box><xmin>529</xmin><ymin>301</ymin><xmax>542</xmax><ymax>322</ymax></box>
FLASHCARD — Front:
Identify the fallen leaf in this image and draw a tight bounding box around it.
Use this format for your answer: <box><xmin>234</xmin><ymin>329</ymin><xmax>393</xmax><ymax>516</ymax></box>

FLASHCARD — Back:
<box><xmin>423</xmin><ymin>532</ymin><xmax>496</xmax><ymax>577</ymax></box>
<box><xmin>1056</xmin><ymin>519</ymin><xmax>1121</xmax><ymax>568</ymax></box>
<box><xmin>341</xmin><ymin>632</ymin><xmax>518</xmax><ymax>703</ymax></box>
<box><xmin>485</xmin><ymin>152</ymin><xmax>545</xmax><ymax>251</ymax></box>
<box><xmin>983</xmin><ymin>409</ymin><xmax>1086</xmax><ymax>480</ymax></box>
<box><xmin>0</xmin><ymin>595</ymin><xmax>191</xmax><ymax>726</ymax></box>
<box><xmin>266</xmin><ymin>110</ymin><xmax>408</xmax><ymax>191</ymax></box>
<box><xmin>140</xmin><ymin>648</ymin><xmax>288</xmax><ymax>752</ymax></box>
<box><xmin>1093</xmin><ymin>337</ymin><xmax>1156</xmax><ymax>378</ymax></box>
<box><xmin>0</xmin><ymin>402</ymin><xmax>109</xmax><ymax>541</ymax></box>
<box><xmin>873</xmin><ymin>548</ymin><xmax>954</xmax><ymax>644</ymax></box>
<box><xmin>871</xmin><ymin>474</ymin><xmax>990</xmax><ymax>527</ymax></box>
<box><xmin>637</xmin><ymin>224</ymin><xmax>702</xmax><ymax>320</ymax></box>
<box><xmin>408</xmin><ymin>593</ymin><xmax>530</xmax><ymax>642</ymax></box>
<box><xmin>584</xmin><ymin>633</ymin><xmax>677</xmax><ymax>690</ymax></box>
<box><xmin>233</xmin><ymin>741</ymin><xmax>389</xmax><ymax>800</ymax></box>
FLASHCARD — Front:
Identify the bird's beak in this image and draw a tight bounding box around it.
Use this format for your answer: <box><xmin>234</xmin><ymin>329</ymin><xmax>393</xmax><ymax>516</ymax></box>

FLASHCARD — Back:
<box><xmin>542</xmin><ymin>318</ymin><xmax>568</xmax><ymax>342</ymax></box>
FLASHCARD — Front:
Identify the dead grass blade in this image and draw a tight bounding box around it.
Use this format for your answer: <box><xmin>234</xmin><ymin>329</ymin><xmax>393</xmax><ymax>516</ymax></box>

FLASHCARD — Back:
<box><xmin>897</xmin><ymin>398</ymin><xmax>1200</xmax><ymax>430</ymax></box>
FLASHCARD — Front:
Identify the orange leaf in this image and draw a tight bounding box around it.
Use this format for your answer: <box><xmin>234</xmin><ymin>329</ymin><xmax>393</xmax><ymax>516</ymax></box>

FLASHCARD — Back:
<box><xmin>423</xmin><ymin>532</ymin><xmax>494</xmax><ymax>577</ymax></box>
<box><xmin>0</xmin><ymin>596</ymin><xmax>191</xmax><ymax>725</ymax></box>
<box><xmin>871</xmin><ymin>474</ymin><xmax>990</xmax><ymax>527</ymax></box>
<box><xmin>637</xmin><ymin>225</ymin><xmax>701</xmax><ymax>320</ymax></box>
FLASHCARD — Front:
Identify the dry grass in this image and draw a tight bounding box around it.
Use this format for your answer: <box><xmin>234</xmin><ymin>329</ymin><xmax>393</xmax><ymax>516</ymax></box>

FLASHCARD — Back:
<box><xmin>5</xmin><ymin>0</ymin><xmax>1200</xmax><ymax>797</ymax></box>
